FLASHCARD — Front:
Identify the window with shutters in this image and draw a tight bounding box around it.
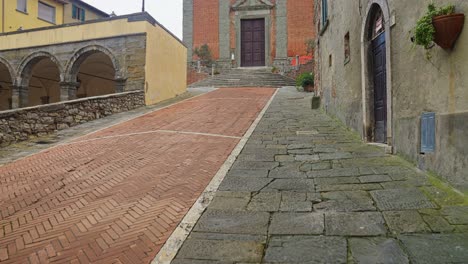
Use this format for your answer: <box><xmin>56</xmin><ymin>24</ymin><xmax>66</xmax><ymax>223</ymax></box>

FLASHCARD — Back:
<box><xmin>421</xmin><ymin>112</ymin><xmax>436</xmax><ymax>153</ymax></box>
<box><xmin>72</xmin><ymin>5</ymin><xmax>86</xmax><ymax>22</ymax></box>
<box><xmin>38</xmin><ymin>2</ymin><xmax>56</xmax><ymax>24</ymax></box>
<box><xmin>319</xmin><ymin>0</ymin><xmax>329</xmax><ymax>35</ymax></box>
<box><xmin>17</xmin><ymin>0</ymin><xmax>27</xmax><ymax>13</ymax></box>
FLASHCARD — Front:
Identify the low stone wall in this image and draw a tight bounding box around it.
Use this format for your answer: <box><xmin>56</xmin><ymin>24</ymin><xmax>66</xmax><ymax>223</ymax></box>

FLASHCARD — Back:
<box><xmin>0</xmin><ymin>91</ymin><xmax>145</xmax><ymax>147</ymax></box>
<box><xmin>187</xmin><ymin>67</ymin><xmax>209</xmax><ymax>86</ymax></box>
<box><xmin>285</xmin><ymin>60</ymin><xmax>314</xmax><ymax>80</ymax></box>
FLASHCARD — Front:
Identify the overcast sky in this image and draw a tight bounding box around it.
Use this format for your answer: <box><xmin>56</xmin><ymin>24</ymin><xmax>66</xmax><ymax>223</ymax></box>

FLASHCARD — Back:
<box><xmin>82</xmin><ymin>0</ymin><xmax>183</xmax><ymax>39</ymax></box>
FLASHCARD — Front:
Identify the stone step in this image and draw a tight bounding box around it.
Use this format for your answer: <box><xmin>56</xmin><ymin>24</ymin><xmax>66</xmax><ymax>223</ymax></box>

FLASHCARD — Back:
<box><xmin>190</xmin><ymin>69</ymin><xmax>296</xmax><ymax>88</ymax></box>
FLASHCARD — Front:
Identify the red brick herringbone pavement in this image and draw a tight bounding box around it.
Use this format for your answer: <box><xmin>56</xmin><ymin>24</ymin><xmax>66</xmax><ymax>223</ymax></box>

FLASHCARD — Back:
<box><xmin>0</xmin><ymin>88</ymin><xmax>275</xmax><ymax>263</ymax></box>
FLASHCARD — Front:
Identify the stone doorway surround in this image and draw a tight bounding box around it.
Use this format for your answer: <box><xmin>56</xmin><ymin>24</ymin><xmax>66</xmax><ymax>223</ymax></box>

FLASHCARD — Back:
<box><xmin>360</xmin><ymin>0</ymin><xmax>394</xmax><ymax>152</ymax></box>
<box><xmin>232</xmin><ymin>0</ymin><xmax>274</xmax><ymax>68</ymax></box>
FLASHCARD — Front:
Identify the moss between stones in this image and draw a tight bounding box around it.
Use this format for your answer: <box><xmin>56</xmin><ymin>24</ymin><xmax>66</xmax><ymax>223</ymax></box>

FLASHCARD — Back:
<box><xmin>422</xmin><ymin>171</ymin><xmax>468</xmax><ymax>206</ymax></box>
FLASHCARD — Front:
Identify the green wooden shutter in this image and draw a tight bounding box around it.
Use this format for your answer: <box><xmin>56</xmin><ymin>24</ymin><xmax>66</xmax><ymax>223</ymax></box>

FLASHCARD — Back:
<box><xmin>322</xmin><ymin>0</ymin><xmax>328</xmax><ymax>24</ymax></box>
<box><xmin>81</xmin><ymin>9</ymin><xmax>86</xmax><ymax>21</ymax></box>
<box><xmin>421</xmin><ymin>112</ymin><xmax>436</xmax><ymax>153</ymax></box>
<box><xmin>72</xmin><ymin>5</ymin><xmax>77</xmax><ymax>19</ymax></box>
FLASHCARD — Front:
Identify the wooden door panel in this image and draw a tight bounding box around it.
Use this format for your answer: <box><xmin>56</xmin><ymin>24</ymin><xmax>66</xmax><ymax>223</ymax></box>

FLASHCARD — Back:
<box><xmin>241</xmin><ymin>19</ymin><xmax>265</xmax><ymax>67</ymax></box>
<box><xmin>372</xmin><ymin>33</ymin><xmax>387</xmax><ymax>143</ymax></box>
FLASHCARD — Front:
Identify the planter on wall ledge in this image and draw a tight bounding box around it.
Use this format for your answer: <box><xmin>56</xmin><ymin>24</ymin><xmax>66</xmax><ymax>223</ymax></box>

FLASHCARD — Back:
<box><xmin>432</xmin><ymin>13</ymin><xmax>465</xmax><ymax>49</ymax></box>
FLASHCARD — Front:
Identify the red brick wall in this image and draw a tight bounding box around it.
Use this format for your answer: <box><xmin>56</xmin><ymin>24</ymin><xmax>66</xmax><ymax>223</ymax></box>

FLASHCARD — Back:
<box><xmin>187</xmin><ymin>68</ymin><xmax>209</xmax><ymax>86</ymax></box>
<box><xmin>193</xmin><ymin>0</ymin><xmax>220</xmax><ymax>60</ymax></box>
<box><xmin>286</xmin><ymin>60</ymin><xmax>315</xmax><ymax>80</ymax></box>
<box><xmin>287</xmin><ymin>0</ymin><xmax>316</xmax><ymax>57</ymax></box>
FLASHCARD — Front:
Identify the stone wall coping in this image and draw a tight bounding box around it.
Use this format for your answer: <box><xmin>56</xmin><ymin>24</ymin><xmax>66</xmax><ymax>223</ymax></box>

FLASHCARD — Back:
<box><xmin>0</xmin><ymin>91</ymin><xmax>144</xmax><ymax>118</ymax></box>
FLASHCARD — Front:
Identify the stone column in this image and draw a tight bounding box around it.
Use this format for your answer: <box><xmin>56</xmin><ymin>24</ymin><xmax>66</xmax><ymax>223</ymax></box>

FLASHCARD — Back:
<box><xmin>10</xmin><ymin>86</ymin><xmax>20</xmax><ymax>109</ymax></box>
<box><xmin>218</xmin><ymin>0</ymin><xmax>231</xmax><ymax>69</ymax></box>
<box><xmin>274</xmin><ymin>0</ymin><xmax>289</xmax><ymax>66</ymax></box>
<box><xmin>11</xmin><ymin>86</ymin><xmax>28</xmax><ymax>108</ymax></box>
<box><xmin>59</xmin><ymin>82</ymin><xmax>80</xmax><ymax>101</ymax></box>
<box><xmin>183</xmin><ymin>0</ymin><xmax>194</xmax><ymax>63</ymax></box>
<box><xmin>115</xmin><ymin>78</ymin><xmax>127</xmax><ymax>93</ymax></box>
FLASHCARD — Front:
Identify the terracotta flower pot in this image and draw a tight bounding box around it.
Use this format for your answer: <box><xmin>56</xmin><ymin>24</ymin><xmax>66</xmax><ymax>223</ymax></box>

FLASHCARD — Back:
<box><xmin>304</xmin><ymin>84</ymin><xmax>314</xmax><ymax>93</ymax></box>
<box><xmin>432</xmin><ymin>13</ymin><xmax>465</xmax><ymax>49</ymax></box>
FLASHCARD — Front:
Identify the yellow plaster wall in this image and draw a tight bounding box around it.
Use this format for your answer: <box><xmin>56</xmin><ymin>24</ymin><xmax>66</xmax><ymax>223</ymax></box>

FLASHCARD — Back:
<box><xmin>1</xmin><ymin>0</ymin><xmax>64</xmax><ymax>33</ymax></box>
<box><xmin>63</xmin><ymin>2</ymin><xmax>106</xmax><ymax>24</ymax></box>
<box><xmin>0</xmin><ymin>1</ymin><xmax>3</xmax><ymax>33</ymax></box>
<box><xmin>144</xmin><ymin>24</ymin><xmax>187</xmax><ymax>105</ymax></box>
<box><xmin>0</xmin><ymin>16</ymin><xmax>187</xmax><ymax>107</ymax></box>
<box><xmin>0</xmin><ymin>18</ymin><xmax>147</xmax><ymax>50</ymax></box>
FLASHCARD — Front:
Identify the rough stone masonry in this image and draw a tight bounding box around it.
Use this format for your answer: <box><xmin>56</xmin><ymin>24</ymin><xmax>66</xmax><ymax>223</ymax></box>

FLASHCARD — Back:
<box><xmin>0</xmin><ymin>91</ymin><xmax>145</xmax><ymax>147</ymax></box>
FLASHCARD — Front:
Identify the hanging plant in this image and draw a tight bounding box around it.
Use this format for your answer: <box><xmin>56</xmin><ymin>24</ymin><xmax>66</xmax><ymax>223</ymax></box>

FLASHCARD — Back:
<box><xmin>413</xmin><ymin>3</ymin><xmax>464</xmax><ymax>59</ymax></box>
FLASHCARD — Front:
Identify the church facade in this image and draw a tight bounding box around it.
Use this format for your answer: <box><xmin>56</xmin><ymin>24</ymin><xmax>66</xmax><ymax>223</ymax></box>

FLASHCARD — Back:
<box><xmin>183</xmin><ymin>0</ymin><xmax>315</xmax><ymax>69</ymax></box>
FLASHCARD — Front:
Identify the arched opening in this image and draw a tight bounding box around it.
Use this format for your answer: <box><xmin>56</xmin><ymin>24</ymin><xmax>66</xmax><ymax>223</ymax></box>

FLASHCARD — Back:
<box><xmin>0</xmin><ymin>61</ymin><xmax>13</xmax><ymax>111</ymax></box>
<box><xmin>361</xmin><ymin>1</ymin><xmax>393</xmax><ymax>146</ymax></box>
<box><xmin>368</xmin><ymin>5</ymin><xmax>387</xmax><ymax>143</ymax></box>
<box><xmin>23</xmin><ymin>57</ymin><xmax>62</xmax><ymax>107</ymax></box>
<box><xmin>71</xmin><ymin>51</ymin><xmax>117</xmax><ymax>98</ymax></box>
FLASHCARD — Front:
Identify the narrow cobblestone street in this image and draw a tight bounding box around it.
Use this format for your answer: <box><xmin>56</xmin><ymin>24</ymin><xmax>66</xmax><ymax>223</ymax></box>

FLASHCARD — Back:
<box><xmin>0</xmin><ymin>88</ymin><xmax>275</xmax><ymax>263</ymax></box>
<box><xmin>172</xmin><ymin>88</ymin><xmax>468</xmax><ymax>264</ymax></box>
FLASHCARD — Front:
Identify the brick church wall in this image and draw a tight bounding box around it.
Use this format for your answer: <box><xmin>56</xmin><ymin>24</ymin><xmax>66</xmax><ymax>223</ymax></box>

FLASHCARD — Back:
<box><xmin>287</xmin><ymin>0</ymin><xmax>316</xmax><ymax>57</ymax></box>
<box><xmin>193</xmin><ymin>0</ymin><xmax>219</xmax><ymax>60</ymax></box>
<box><xmin>187</xmin><ymin>0</ymin><xmax>315</xmax><ymax>69</ymax></box>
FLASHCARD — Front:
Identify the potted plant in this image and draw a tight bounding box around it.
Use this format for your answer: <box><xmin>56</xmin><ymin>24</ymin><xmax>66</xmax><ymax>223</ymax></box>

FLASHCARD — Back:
<box><xmin>414</xmin><ymin>3</ymin><xmax>465</xmax><ymax>56</ymax></box>
<box><xmin>296</xmin><ymin>72</ymin><xmax>314</xmax><ymax>93</ymax></box>
<box><xmin>433</xmin><ymin>7</ymin><xmax>465</xmax><ymax>49</ymax></box>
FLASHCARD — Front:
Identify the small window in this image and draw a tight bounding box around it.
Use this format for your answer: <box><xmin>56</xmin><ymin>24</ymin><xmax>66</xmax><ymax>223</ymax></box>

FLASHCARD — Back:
<box><xmin>72</xmin><ymin>5</ymin><xmax>86</xmax><ymax>22</ymax></box>
<box><xmin>38</xmin><ymin>2</ymin><xmax>56</xmax><ymax>24</ymax></box>
<box><xmin>322</xmin><ymin>0</ymin><xmax>328</xmax><ymax>25</ymax></box>
<box><xmin>329</xmin><ymin>54</ymin><xmax>332</xmax><ymax>67</ymax></box>
<box><xmin>344</xmin><ymin>32</ymin><xmax>350</xmax><ymax>64</ymax></box>
<box><xmin>17</xmin><ymin>0</ymin><xmax>27</xmax><ymax>13</ymax></box>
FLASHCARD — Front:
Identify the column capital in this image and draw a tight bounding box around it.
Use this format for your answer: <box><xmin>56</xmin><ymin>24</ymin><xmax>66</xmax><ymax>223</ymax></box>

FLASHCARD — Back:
<box><xmin>59</xmin><ymin>81</ymin><xmax>80</xmax><ymax>101</ymax></box>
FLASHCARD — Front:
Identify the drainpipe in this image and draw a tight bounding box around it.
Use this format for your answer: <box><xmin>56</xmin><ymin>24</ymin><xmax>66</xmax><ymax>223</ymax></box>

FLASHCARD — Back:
<box><xmin>2</xmin><ymin>0</ymin><xmax>5</xmax><ymax>33</ymax></box>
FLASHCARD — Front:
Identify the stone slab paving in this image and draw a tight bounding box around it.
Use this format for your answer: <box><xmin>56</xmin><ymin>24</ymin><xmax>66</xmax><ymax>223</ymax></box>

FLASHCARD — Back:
<box><xmin>0</xmin><ymin>88</ymin><xmax>275</xmax><ymax>263</ymax></box>
<box><xmin>172</xmin><ymin>87</ymin><xmax>468</xmax><ymax>263</ymax></box>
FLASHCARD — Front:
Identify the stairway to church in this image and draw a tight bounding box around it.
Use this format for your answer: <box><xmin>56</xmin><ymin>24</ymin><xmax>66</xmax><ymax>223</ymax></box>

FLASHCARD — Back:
<box><xmin>189</xmin><ymin>68</ymin><xmax>296</xmax><ymax>88</ymax></box>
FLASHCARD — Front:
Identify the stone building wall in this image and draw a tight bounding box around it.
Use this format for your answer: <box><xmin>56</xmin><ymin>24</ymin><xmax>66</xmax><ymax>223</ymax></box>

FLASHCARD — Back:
<box><xmin>0</xmin><ymin>33</ymin><xmax>147</xmax><ymax>92</ymax></box>
<box><xmin>315</xmin><ymin>0</ymin><xmax>468</xmax><ymax>190</ymax></box>
<box><xmin>0</xmin><ymin>91</ymin><xmax>145</xmax><ymax>147</ymax></box>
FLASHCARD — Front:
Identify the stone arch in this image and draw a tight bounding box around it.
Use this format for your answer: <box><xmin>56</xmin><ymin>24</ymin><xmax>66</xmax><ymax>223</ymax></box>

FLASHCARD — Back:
<box><xmin>65</xmin><ymin>45</ymin><xmax>124</xmax><ymax>97</ymax></box>
<box><xmin>65</xmin><ymin>45</ymin><xmax>123</xmax><ymax>82</ymax></box>
<box><xmin>360</xmin><ymin>0</ymin><xmax>394</xmax><ymax>149</ymax></box>
<box><xmin>17</xmin><ymin>51</ymin><xmax>64</xmax><ymax>107</ymax></box>
<box><xmin>0</xmin><ymin>57</ymin><xmax>16</xmax><ymax>82</ymax></box>
<box><xmin>0</xmin><ymin>57</ymin><xmax>15</xmax><ymax>110</ymax></box>
<box><xmin>17</xmin><ymin>51</ymin><xmax>64</xmax><ymax>87</ymax></box>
